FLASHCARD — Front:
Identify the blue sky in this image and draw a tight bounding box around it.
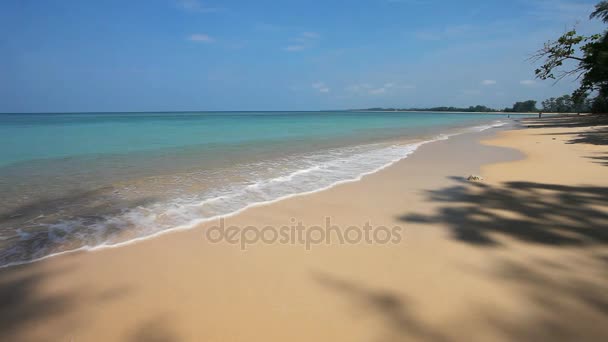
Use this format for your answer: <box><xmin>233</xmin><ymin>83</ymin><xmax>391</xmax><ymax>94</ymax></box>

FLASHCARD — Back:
<box><xmin>1</xmin><ymin>0</ymin><xmax>605</xmax><ymax>112</ymax></box>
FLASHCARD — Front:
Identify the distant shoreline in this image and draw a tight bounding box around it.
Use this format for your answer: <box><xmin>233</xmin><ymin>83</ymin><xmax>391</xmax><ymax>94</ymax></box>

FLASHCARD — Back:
<box><xmin>350</xmin><ymin>110</ymin><xmax>569</xmax><ymax>115</ymax></box>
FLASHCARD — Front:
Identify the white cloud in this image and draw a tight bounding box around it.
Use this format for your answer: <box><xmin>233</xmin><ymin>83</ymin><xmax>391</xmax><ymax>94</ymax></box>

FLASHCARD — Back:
<box><xmin>301</xmin><ymin>31</ymin><xmax>320</xmax><ymax>39</ymax></box>
<box><xmin>414</xmin><ymin>24</ymin><xmax>473</xmax><ymax>41</ymax></box>
<box><xmin>462</xmin><ymin>89</ymin><xmax>482</xmax><ymax>95</ymax></box>
<box><xmin>284</xmin><ymin>32</ymin><xmax>320</xmax><ymax>52</ymax></box>
<box><xmin>481</xmin><ymin>80</ymin><xmax>497</xmax><ymax>85</ymax></box>
<box><xmin>388</xmin><ymin>0</ymin><xmax>429</xmax><ymax>4</ymax></box>
<box><xmin>520</xmin><ymin>79</ymin><xmax>536</xmax><ymax>86</ymax></box>
<box><xmin>346</xmin><ymin>83</ymin><xmax>372</xmax><ymax>92</ymax></box>
<box><xmin>369</xmin><ymin>88</ymin><xmax>387</xmax><ymax>95</ymax></box>
<box><xmin>255</xmin><ymin>23</ymin><xmax>283</xmax><ymax>32</ymax></box>
<box><xmin>344</xmin><ymin>82</ymin><xmax>416</xmax><ymax>95</ymax></box>
<box><xmin>188</xmin><ymin>34</ymin><xmax>214</xmax><ymax>43</ymax></box>
<box><xmin>346</xmin><ymin>82</ymin><xmax>414</xmax><ymax>95</ymax></box>
<box><xmin>414</xmin><ymin>31</ymin><xmax>442</xmax><ymax>41</ymax></box>
<box><xmin>285</xmin><ymin>45</ymin><xmax>305</xmax><ymax>52</ymax></box>
<box><xmin>312</xmin><ymin>82</ymin><xmax>330</xmax><ymax>93</ymax></box>
<box><xmin>177</xmin><ymin>0</ymin><xmax>222</xmax><ymax>13</ymax></box>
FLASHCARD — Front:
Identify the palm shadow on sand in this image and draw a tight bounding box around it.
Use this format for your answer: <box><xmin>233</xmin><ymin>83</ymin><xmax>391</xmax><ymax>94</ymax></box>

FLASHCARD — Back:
<box><xmin>314</xmin><ymin>173</ymin><xmax>608</xmax><ymax>341</ymax></box>
<box><xmin>312</xmin><ymin>272</ymin><xmax>448</xmax><ymax>342</ymax></box>
<box><xmin>401</xmin><ymin>177</ymin><xmax>608</xmax><ymax>247</ymax></box>
<box><xmin>0</xmin><ymin>262</ymin><xmax>135</xmax><ymax>341</ymax></box>
<box><xmin>522</xmin><ymin>115</ymin><xmax>608</xmax><ymax>167</ymax></box>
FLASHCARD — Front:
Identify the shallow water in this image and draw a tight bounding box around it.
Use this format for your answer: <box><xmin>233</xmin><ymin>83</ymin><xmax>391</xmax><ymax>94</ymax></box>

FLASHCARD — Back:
<box><xmin>0</xmin><ymin>111</ymin><xmax>514</xmax><ymax>266</ymax></box>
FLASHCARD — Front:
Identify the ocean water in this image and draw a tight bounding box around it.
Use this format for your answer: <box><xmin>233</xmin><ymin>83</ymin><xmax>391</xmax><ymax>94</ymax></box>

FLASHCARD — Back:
<box><xmin>0</xmin><ymin>111</ymin><xmax>512</xmax><ymax>266</ymax></box>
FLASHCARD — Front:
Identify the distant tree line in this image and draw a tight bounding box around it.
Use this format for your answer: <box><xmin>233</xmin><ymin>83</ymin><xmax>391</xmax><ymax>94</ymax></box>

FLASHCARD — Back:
<box><xmin>541</xmin><ymin>95</ymin><xmax>593</xmax><ymax>113</ymax></box>
<box><xmin>361</xmin><ymin>96</ymin><xmax>595</xmax><ymax>113</ymax></box>
<box><xmin>362</xmin><ymin>105</ymin><xmax>498</xmax><ymax>112</ymax></box>
<box><xmin>502</xmin><ymin>100</ymin><xmax>538</xmax><ymax>113</ymax></box>
<box><xmin>362</xmin><ymin>102</ymin><xmax>541</xmax><ymax>113</ymax></box>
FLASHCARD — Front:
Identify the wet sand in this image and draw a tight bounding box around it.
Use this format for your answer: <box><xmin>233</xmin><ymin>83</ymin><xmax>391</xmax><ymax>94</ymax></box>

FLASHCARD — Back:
<box><xmin>1</xmin><ymin>115</ymin><xmax>607</xmax><ymax>341</ymax></box>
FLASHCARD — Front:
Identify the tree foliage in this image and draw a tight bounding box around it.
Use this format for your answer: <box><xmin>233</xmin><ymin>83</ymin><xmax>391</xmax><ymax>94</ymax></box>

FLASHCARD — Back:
<box><xmin>363</xmin><ymin>105</ymin><xmax>497</xmax><ymax>112</ymax></box>
<box><xmin>541</xmin><ymin>95</ymin><xmax>593</xmax><ymax>113</ymax></box>
<box><xmin>533</xmin><ymin>1</ymin><xmax>608</xmax><ymax>113</ymax></box>
<box><xmin>504</xmin><ymin>100</ymin><xmax>538</xmax><ymax>113</ymax></box>
<box><xmin>591</xmin><ymin>0</ymin><xmax>608</xmax><ymax>23</ymax></box>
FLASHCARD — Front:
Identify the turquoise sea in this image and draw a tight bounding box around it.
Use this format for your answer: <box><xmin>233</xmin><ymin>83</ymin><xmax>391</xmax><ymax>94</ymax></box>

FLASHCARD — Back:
<box><xmin>0</xmin><ymin>111</ymin><xmax>513</xmax><ymax>266</ymax></box>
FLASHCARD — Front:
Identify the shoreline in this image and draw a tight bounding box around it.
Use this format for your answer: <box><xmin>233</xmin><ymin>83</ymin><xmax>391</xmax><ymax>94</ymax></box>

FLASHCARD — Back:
<box><xmin>2</xmin><ymin>116</ymin><xmax>607</xmax><ymax>341</ymax></box>
<box><xmin>0</xmin><ymin>120</ymin><xmax>508</xmax><ymax>269</ymax></box>
<box><xmin>351</xmin><ymin>110</ymin><xmax>565</xmax><ymax>115</ymax></box>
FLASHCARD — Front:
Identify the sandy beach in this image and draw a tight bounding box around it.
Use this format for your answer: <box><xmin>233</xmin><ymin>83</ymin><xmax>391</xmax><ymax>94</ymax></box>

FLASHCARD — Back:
<box><xmin>1</xmin><ymin>115</ymin><xmax>607</xmax><ymax>341</ymax></box>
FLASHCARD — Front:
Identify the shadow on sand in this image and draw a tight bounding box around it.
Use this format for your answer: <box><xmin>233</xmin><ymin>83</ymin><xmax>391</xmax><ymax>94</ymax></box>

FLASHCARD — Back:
<box><xmin>0</xmin><ymin>262</ymin><xmax>135</xmax><ymax>341</ymax></box>
<box><xmin>313</xmin><ymin>272</ymin><xmax>448</xmax><ymax>342</ymax></box>
<box><xmin>314</xmin><ymin>258</ymin><xmax>608</xmax><ymax>341</ymax></box>
<box><xmin>313</xmin><ymin>177</ymin><xmax>608</xmax><ymax>340</ymax></box>
<box><xmin>522</xmin><ymin>114</ymin><xmax>608</xmax><ymax>129</ymax></box>
<box><xmin>0</xmin><ymin>264</ymin><xmax>77</xmax><ymax>341</ymax></box>
<box><xmin>401</xmin><ymin>178</ymin><xmax>608</xmax><ymax>247</ymax></box>
<box><xmin>521</xmin><ymin>114</ymin><xmax>608</xmax><ymax>167</ymax></box>
<box><xmin>128</xmin><ymin>314</ymin><xmax>179</xmax><ymax>342</ymax></box>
